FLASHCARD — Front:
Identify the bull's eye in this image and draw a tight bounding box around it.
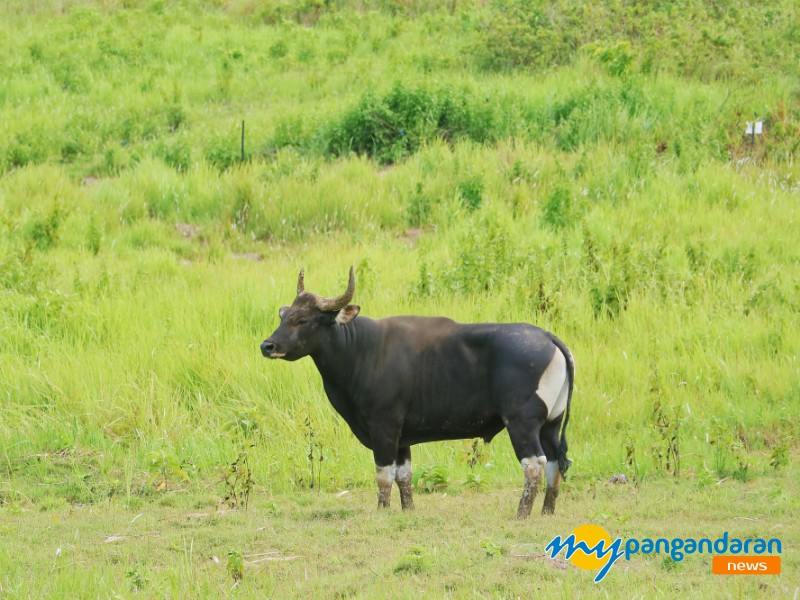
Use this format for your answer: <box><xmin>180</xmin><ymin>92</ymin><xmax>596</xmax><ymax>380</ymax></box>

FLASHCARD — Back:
<box><xmin>296</xmin><ymin>317</ymin><xmax>309</xmax><ymax>326</ymax></box>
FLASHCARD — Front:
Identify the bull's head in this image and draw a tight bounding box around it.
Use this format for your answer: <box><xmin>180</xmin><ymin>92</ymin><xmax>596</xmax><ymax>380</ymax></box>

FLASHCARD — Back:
<box><xmin>260</xmin><ymin>267</ymin><xmax>360</xmax><ymax>361</ymax></box>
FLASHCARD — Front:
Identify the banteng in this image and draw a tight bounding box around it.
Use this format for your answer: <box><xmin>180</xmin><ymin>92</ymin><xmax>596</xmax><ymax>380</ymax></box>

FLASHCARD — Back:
<box><xmin>260</xmin><ymin>267</ymin><xmax>575</xmax><ymax>518</ymax></box>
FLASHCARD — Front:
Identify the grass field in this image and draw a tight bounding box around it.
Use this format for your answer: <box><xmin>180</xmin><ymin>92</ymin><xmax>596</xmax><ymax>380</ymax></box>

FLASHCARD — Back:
<box><xmin>0</xmin><ymin>0</ymin><xmax>798</xmax><ymax>596</ymax></box>
<box><xmin>1</xmin><ymin>464</ymin><xmax>798</xmax><ymax>597</ymax></box>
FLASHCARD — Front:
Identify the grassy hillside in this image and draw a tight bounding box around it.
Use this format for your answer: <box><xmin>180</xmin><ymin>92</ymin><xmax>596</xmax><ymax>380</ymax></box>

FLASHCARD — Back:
<box><xmin>1</xmin><ymin>0</ymin><xmax>798</xmax><ymax>524</ymax></box>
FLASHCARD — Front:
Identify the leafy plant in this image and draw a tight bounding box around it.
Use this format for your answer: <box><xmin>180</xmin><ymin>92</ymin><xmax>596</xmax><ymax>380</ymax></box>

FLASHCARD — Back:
<box><xmin>480</xmin><ymin>540</ymin><xmax>507</xmax><ymax>558</ymax></box>
<box><xmin>147</xmin><ymin>447</ymin><xmax>193</xmax><ymax>490</ymax></box>
<box><xmin>769</xmin><ymin>441</ymin><xmax>789</xmax><ymax>471</ymax></box>
<box><xmin>462</xmin><ymin>473</ymin><xmax>487</xmax><ymax>493</ymax></box>
<box><xmin>394</xmin><ymin>546</ymin><xmax>430</xmax><ymax>574</ymax></box>
<box><xmin>126</xmin><ymin>568</ymin><xmax>147</xmax><ymax>592</ymax></box>
<box><xmin>414</xmin><ymin>464</ymin><xmax>449</xmax><ymax>493</ymax></box>
<box><xmin>227</xmin><ymin>550</ymin><xmax>244</xmax><ymax>582</ymax></box>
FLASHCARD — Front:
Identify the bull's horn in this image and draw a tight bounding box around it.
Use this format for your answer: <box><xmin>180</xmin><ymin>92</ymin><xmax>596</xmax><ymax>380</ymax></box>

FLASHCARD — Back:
<box><xmin>316</xmin><ymin>266</ymin><xmax>355</xmax><ymax>312</ymax></box>
<box><xmin>297</xmin><ymin>268</ymin><xmax>305</xmax><ymax>295</ymax></box>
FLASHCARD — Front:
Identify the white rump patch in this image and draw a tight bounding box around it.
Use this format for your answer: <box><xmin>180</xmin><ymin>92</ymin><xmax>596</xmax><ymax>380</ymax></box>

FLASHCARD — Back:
<box><xmin>536</xmin><ymin>347</ymin><xmax>569</xmax><ymax>421</ymax></box>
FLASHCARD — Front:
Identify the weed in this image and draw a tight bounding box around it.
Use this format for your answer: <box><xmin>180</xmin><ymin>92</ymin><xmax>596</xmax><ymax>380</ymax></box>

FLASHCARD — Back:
<box><xmin>407</xmin><ymin>182</ymin><xmax>431</xmax><ymax>227</ymax></box>
<box><xmin>126</xmin><ymin>568</ymin><xmax>147</xmax><ymax>592</ymax></box>
<box><xmin>393</xmin><ymin>546</ymin><xmax>430</xmax><ymax>574</ymax></box>
<box><xmin>305</xmin><ymin>414</ymin><xmax>324</xmax><ymax>491</ymax></box>
<box><xmin>589</xmin><ymin>40</ymin><xmax>634</xmax><ymax>77</ymax></box>
<box><xmin>661</xmin><ymin>556</ymin><xmax>679</xmax><ymax>572</ymax></box>
<box><xmin>227</xmin><ymin>550</ymin><xmax>244</xmax><ymax>582</ymax></box>
<box><xmin>147</xmin><ymin>447</ymin><xmax>192</xmax><ymax>490</ymax></box>
<box><xmin>624</xmin><ymin>435</ymin><xmax>640</xmax><ymax>484</ymax></box>
<box><xmin>414</xmin><ymin>464</ymin><xmax>449</xmax><ymax>493</ymax></box>
<box><xmin>769</xmin><ymin>441</ymin><xmax>789</xmax><ymax>471</ymax></box>
<box><xmin>220</xmin><ymin>446</ymin><xmax>256</xmax><ymax>511</ymax></box>
<box><xmin>86</xmin><ymin>215</ymin><xmax>101</xmax><ymax>256</ymax></box>
<box><xmin>457</xmin><ymin>175</ymin><xmax>484</xmax><ymax>211</ymax></box>
<box><xmin>480</xmin><ymin>540</ymin><xmax>507</xmax><ymax>558</ymax></box>
<box><xmin>414</xmin><ymin>261</ymin><xmax>435</xmax><ymax>297</ymax></box>
<box><xmin>541</xmin><ymin>186</ymin><xmax>573</xmax><ymax>230</ymax></box>
<box><xmin>222</xmin><ymin>406</ymin><xmax>263</xmax><ymax>440</ymax></box>
<box><xmin>708</xmin><ymin>418</ymin><xmax>751</xmax><ymax>482</ymax></box>
<box><xmin>440</xmin><ymin>214</ymin><xmax>516</xmax><ymax>294</ymax></box>
<box><xmin>462</xmin><ymin>438</ymin><xmax>486</xmax><ymax>470</ymax></box>
<box><xmin>26</xmin><ymin>202</ymin><xmax>63</xmax><ymax>251</ymax></box>
<box><xmin>651</xmin><ymin>399</ymin><xmax>681</xmax><ymax>477</ymax></box>
<box><xmin>462</xmin><ymin>473</ymin><xmax>487</xmax><ymax>493</ymax></box>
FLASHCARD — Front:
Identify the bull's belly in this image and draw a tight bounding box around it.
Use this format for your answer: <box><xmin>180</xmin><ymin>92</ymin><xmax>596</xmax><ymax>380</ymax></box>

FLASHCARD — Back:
<box><xmin>399</xmin><ymin>414</ymin><xmax>505</xmax><ymax>446</ymax></box>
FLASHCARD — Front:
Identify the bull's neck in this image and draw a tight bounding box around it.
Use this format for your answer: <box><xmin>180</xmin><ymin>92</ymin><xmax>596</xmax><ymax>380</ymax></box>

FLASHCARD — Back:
<box><xmin>310</xmin><ymin>317</ymin><xmax>375</xmax><ymax>389</ymax></box>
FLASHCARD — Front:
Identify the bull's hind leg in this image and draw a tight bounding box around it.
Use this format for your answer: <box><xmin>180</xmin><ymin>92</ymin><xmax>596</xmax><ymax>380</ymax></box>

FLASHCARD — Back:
<box><xmin>517</xmin><ymin>455</ymin><xmax>547</xmax><ymax>519</ymax></box>
<box><xmin>395</xmin><ymin>446</ymin><xmax>414</xmax><ymax>510</ymax></box>
<box><xmin>540</xmin><ymin>418</ymin><xmax>563</xmax><ymax>515</ymax></box>
<box><xmin>505</xmin><ymin>417</ymin><xmax>547</xmax><ymax>520</ymax></box>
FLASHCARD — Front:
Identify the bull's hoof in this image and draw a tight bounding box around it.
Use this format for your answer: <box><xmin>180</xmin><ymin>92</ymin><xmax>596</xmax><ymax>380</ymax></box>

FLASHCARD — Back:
<box><xmin>516</xmin><ymin>503</ymin><xmax>533</xmax><ymax>520</ymax></box>
<box><xmin>377</xmin><ymin>483</ymin><xmax>393</xmax><ymax>509</ymax></box>
<box><xmin>398</xmin><ymin>483</ymin><xmax>415</xmax><ymax>511</ymax></box>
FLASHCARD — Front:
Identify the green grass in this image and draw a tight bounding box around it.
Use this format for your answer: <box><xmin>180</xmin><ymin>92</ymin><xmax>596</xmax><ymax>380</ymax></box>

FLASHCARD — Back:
<box><xmin>0</xmin><ymin>0</ymin><xmax>798</xmax><ymax>596</ymax></box>
<box><xmin>0</xmin><ymin>463</ymin><xmax>797</xmax><ymax>597</ymax></box>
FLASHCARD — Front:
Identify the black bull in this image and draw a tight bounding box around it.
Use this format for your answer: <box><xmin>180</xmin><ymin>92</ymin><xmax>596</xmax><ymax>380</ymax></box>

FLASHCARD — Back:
<box><xmin>261</xmin><ymin>267</ymin><xmax>575</xmax><ymax>519</ymax></box>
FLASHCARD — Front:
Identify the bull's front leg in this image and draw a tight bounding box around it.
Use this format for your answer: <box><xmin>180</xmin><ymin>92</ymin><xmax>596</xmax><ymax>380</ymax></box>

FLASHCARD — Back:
<box><xmin>372</xmin><ymin>432</ymin><xmax>400</xmax><ymax>509</ymax></box>
<box><xmin>375</xmin><ymin>462</ymin><xmax>396</xmax><ymax>509</ymax></box>
<box><xmin>395</xmin><ymin>446</ymin><xmax>414</xmax><ymax>510</ymax></box>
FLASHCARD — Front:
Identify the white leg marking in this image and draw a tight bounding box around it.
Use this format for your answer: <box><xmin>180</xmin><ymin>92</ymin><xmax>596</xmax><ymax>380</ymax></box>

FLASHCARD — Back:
<box><xmin>520</xmin><ymin>456</ymin><xmax>547</xmax><ymax>479</ymax></box>
<box><xmin>376</xmin><ymin>464</ymin><xmax>397</xmax><ymax>487</ymax></box>
<box><xmin>536</xmin><ymin>347</ymin><xmax>568</xmax><ymax>420</ymax></box>
<box><xmin>545</xmin><ymin>460</ymin><xmax>562</xmax><ymax>488</ymax></box>
<box><xmin>395</xmin><ymin>459</ymin><xmax>412</xmax><ymax>483</ymax></box>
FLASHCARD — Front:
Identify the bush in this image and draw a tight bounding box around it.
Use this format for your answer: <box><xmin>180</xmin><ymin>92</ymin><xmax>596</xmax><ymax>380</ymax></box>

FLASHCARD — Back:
<box><xmin>474</xmin><ymin>0</ymin><xmax>577</xmax><ymax>71</ymax></box>
<box><xmin>323</xmin><ymin>83</ymin><xmax>497</xmax><ymax>164</ymax></box>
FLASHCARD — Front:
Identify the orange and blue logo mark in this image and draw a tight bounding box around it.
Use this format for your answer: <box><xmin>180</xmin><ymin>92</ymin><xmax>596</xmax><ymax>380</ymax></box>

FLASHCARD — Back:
<box><xmin>545</xmin><ymin>525</ymin><xmax>782</xmax><ymax>582</ymax></box>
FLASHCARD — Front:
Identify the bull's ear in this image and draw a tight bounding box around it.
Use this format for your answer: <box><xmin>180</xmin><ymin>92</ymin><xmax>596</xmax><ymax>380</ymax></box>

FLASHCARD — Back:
<box><xmin>335</xmin><ymin>304</ymin><xmax>360</xmax><ymax>324</ymax></box>
<box><xmin>278</xmin><ymin>305</ymin><xmax>289</xmax><ymax>319</ymax></box>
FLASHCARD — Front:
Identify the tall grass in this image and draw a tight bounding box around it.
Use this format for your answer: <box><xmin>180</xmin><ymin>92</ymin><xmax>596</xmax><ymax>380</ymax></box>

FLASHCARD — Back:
<box><xmin>1</xmin><ymin>0</ymin><xmax>798</xmax><ymax>505</ymax></box>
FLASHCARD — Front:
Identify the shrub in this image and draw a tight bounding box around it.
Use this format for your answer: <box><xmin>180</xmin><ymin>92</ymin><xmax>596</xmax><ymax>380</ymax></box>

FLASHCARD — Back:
<box><xmin>541</xmin><ymin>186</ymin><xmax>572</xmax><ymax>230</ymax></box>
<box><xmin>323</xmin><ymin>83</ymin><xmax>497</xmax><ymax>164</ymax></box>
<box><xmin>457</xmin><ymin>175</ymin><xmax>484</xmax><ymax>211</ymax></box>
<box><xmin>474</xmin><ymin>0</ymin><xmax>577</xmax><ymax>71</ymax></box>
<box><xmin>441</xmin><ymin>215</ymin><xmax>517</xmax><ymax>294</ymax></box>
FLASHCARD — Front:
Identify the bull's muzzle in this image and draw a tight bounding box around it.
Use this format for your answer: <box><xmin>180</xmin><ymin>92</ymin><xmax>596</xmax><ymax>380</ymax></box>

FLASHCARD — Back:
<box><xmin>260</xmin><ymin>340</ymin><xmax>277</xmax><ymax>357</ymax></box>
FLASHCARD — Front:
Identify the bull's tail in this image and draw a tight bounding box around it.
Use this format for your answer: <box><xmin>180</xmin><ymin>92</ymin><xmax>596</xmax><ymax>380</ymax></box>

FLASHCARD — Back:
<box><xmin>548</xmin><ymin>333</ymin><xmax>575</xmax><ymax>478</ymax></box>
